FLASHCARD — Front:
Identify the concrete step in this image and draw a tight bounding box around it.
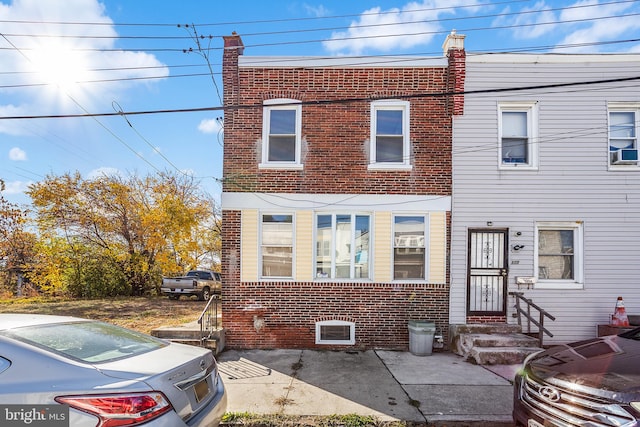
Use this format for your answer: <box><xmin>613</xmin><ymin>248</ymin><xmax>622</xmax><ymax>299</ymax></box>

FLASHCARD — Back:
<box><xmin>467</xmin><ymin>346</ymin><xmax>543</xmax><ymax>366</ymax></box>
<box><xmin>450</xmin><ymin>323</ymin><xmax>523</xmax><ymax>336</ymax></box>
<box><xmin>151</xmin><ymin>325</ymin><xmax>226</xmax><ymax>354</ymax></box>
<box><xmin>465</xmin><ymin>332</ymin><xmax>540</xmax><ymax>349</ymax></box>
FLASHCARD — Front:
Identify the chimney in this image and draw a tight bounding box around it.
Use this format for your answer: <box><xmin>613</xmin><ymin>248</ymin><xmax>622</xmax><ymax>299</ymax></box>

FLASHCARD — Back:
<box><xmin>443</xmin><ymin>30</ymin><xmax>466</xmax><ymax>116</ymax></box>
<box><xmin>222</xmin><ymin>32</ymin><xmax>244</xmax><ymax>109</ymax></box>
<box><xmin>223</xmin><ymin>31</ymin><xmax>244</xmax><ymax>55</ymax></box>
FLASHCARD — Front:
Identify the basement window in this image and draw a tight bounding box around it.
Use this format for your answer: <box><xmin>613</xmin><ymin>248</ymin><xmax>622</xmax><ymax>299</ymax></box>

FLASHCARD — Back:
<box><xmin>315</xmin><ymin>320</ymin><xmax>355</xmax><ymax>345</ymax></box>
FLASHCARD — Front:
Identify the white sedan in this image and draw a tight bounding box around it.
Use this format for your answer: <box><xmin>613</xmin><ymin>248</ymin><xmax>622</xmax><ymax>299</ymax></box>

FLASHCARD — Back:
<box><xmin>0</xmin><ymin>313</ymin><xmax>227</xmax><ymax>427</ymax></box>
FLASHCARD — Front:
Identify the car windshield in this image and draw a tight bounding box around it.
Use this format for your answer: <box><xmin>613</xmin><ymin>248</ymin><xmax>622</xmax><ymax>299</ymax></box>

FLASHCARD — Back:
<box><xmin>3</xmin><ymin>321</ymin><xmax>167</xmax><ymax>363</ymax></box>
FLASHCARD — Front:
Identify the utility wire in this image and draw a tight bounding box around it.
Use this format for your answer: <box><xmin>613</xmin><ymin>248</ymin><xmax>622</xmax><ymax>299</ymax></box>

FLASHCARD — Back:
<box><xmin>2</xmin><ymin>75</ymin><xmax>640</xmax><ymax>120</ymax></box>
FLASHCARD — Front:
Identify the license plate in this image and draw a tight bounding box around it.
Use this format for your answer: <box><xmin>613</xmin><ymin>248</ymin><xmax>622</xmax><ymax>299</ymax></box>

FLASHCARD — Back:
<box><xmin>528</xmin><ymin>420</ymin><xmax>544</xmax><ymax>427</ymax></box>
<box><xmin>193</xmin><ymin>378</ymin><xmax>210</xmax><ymax>403</ymax></box>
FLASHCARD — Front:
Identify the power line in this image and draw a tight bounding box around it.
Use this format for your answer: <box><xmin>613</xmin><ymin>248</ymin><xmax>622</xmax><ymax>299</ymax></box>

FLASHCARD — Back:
<box><xmin>1</xmin><ymin>2</ymin><xmax>637</xmax><ymax>53</ymax></box>
<box><xmin>2</xmin><ymin>75</ymin><xmax>640</xmax><ymax>120</ymax></box>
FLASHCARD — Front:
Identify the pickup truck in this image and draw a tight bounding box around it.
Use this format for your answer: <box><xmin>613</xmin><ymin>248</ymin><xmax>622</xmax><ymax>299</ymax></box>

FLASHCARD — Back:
<box><xmin>161</xmin><ymin>270</ymin><xmax>221</xmax><ymax>301</ymax></box>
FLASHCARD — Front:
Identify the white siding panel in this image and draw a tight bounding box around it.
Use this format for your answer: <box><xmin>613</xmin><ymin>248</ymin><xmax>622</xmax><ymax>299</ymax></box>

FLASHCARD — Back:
<box><xmin>452</xmin><ymin>57</ymin><xmax>640</xmax><ymax>343</ymax></box>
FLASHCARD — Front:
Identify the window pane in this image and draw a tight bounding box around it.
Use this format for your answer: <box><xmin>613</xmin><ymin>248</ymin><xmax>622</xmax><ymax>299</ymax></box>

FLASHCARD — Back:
<box><xmin>262</xmin><ymin>247</ymin><xmax>293</xmax><ymax>277</ymax></box>
<box><xmin>502</xmin><ymin>111</ymin><xmax>527</xmax><ymax>137</ymax></box>
<box><xmin>502</xmin><ymin>138</ymin><xmax>528</xmax><ymax>163</ymax></box>
<box><xmin>320</xmin><ymin>325</ymin><xmax>351</xmax><ymax>341</ymax></box>
<box><xmin>268</xmin><ymin>136</ymin><xmax>296</xmax><ymax>161</ymax></box>
<box><xmin>316</xmin><ymin>215</ymin><xmax>332</xmax><ymax>278</ymax></box>
<box><xmin>262</xmin><ymin>215</ymin><xmax>292</xmax><ymax>245</ymax></box>
<box><xmin>394</xmin><ymin>248</ymin><xmax>426</xmax><ymax>279</ymax></box>
<box><xmin>270</xmin><ymin>109</ymin><xmax>296</xmax><ymax>134</ymax></box>
<box><xmin>376</xmin><ymin>136</ymin><xmax>404</xmax><ymax>162</ymax></box>
<box><xmin>394</xmin><ymin>216</ymin><xmax>425</xmax><ymax>279</ymax></box>
<box><xmin>538</xmin><ymin>230</ymin><xmax>574</xmax><ymax>280</ymax></box>
<box><xmin>610</xmin><ymin>112</ymin><xmax>635</xmax><ymax>138</ymax></box>
<box><xmin>376</xmin><ymin>110</ymin><xmax>403</xmax><ymax>135</ymax></box>
<box><xmin>335</xmin><ymin>215</ymin><xmax>351</xmax><ymax>279</ymax></box>
<box><xmin>354</xmin><ymin>216</ymin><xmax>370</xmax><ymax>279</ymax></box>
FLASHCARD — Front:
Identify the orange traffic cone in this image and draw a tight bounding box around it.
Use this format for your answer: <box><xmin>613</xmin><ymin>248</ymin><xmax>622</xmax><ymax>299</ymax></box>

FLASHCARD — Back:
<box><xmin>611</xmin><ymin>296</ymin><xmax>630</xmax><ymax>327</ymax></box>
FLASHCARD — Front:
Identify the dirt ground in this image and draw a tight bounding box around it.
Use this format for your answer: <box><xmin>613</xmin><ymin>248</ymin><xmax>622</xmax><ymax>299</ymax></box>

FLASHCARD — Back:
<box><xmin>0</xmin><ymin>297</ymin><xmax>205</xmax><ymax>334</ymax></box>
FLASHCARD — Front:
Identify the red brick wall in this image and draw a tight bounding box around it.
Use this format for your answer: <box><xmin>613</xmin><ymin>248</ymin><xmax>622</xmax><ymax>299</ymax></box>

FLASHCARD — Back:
<box><xmin>222</xmin><ymin>209</ymin><xmax>452</xmax><ymax>350</ymax></box>
<box><xmin>222</xmin><ymin>56</ymin><xmax>454</xmax><ymax>196</ymax></box>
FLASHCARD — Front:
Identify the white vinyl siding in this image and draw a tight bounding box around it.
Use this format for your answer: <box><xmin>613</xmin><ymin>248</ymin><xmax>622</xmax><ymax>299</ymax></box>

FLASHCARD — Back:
<box><xmin>450</xmin><ymin>55</ymin><xmax>640</xmax><ymax>344</ymax></box>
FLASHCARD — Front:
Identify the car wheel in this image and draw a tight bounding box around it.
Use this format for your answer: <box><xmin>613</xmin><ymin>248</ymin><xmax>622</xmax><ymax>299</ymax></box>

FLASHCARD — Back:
<box><xmin>200</xmin><ymin>287</ymin><xmax>210</xmax><ymax>301</ymax></box>
<box><xmin>169</xmin><ymin>295</ymin><xmax>180</xmax><ymax>300</ymax></box>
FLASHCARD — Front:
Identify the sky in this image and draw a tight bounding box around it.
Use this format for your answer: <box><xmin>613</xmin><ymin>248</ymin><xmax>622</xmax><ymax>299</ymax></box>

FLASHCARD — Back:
<box><xmin>2</xmin><ymin>0</ymin><xmax>640</xmax><ymax>206</ymax></box>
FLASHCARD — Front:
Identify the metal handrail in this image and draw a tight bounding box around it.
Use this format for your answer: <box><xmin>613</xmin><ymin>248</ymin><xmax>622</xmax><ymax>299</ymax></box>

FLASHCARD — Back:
<box><xmin>509</xmin><ymin>291</ymin><xmax>556</xmax><ymax>348</ymax></box>
<box><xmin>197</xmin><ymin>295</ymin><xmax>221</xmax><ymax>345</ymax></box>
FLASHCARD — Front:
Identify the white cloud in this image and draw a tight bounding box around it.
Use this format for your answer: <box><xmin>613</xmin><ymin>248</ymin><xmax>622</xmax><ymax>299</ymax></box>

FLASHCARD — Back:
<box><xmin>3</xmin><ymin>180</ymin><xmax>32</xmax><ymax>195</ymax></box>
<box><xmin>198</xmin><ymin>118</ymin><xmax>222</xmax><ymax>134</ymax></box>
<box><xmin>494</xmin><ymin>1</ymin><xmax>640</xmax><ymax>52</ymax></box>
<box><xmin>304</xmin><ymin>3</ymin><xmax>330</xmax><ymax>18</ymax></box>
<box><xmin>0</xmin><ymin>0</ymin><xmax>169</xmax><ymax>133</ymax></box>
<box><xmin>9</xmin><ymin>147</ymin><xmax>27</xmax><ymax>161</ymax></box>
<box><xmin>86</xmin><ymin>167</ymin><xmax>122</xmax><ymax>180</ymax></box>
<box><xmin>493</xmin><ymin>1</ymin><xmax>557</xmax><ymax>40</ymax></box>
<box><xmin>322</xmin><ymin>0</ymin><xmax>481</xmax><ymax>55</ymax></box>
<box><xmin>554</xmin><ymin>1</ymin><xmax>640</xmax><ymax>52</ymax></box>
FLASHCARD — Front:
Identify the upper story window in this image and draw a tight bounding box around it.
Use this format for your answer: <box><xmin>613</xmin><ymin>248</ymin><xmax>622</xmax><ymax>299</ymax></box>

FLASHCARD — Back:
<box><xmin>261</xmin><ymin>99</ymin><xmax>302</xmax><ymax>169</ymax></box>
<box><xmin>315</xmin><ymin>213</ymin><xmax>370</xmax><ymax>280</ymax></box>
<box><xmin>609</xmin><ymin>109</ymin><xmax>639</xmax><ymax>167</ymax></box>
<box><xmin>369</xmin><ymin>100</ymin><xmax>411</xmax><ymax>170</ymax></box>
<box><xmin>261</xmin><ymin>214</ymin><xmax>293</xmax><ymax>278</ymax></box>
<box><xmin>498</xmin><ymin>103</ymin><xmax>538</xmax><ymax>170</ymax></box>
<box><xmin>394</xmin><ymin>215</ymin><xmax>427</xmax><ymax>280</ymax></box>
<box><xmin>535</xmin><ymin>222</ymin><xmax>583</xmax><ymax>289</ymax></box>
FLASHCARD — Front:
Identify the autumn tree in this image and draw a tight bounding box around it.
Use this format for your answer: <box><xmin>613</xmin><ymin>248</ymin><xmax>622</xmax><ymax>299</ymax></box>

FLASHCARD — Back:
<box><xmin>27</xmin><ymin>171</ymin><xmax>220</xmax><ymax>297</ymax></box>
<box><xmin>0</xmin><ymin>179</ymin><xmax>38</xmax><ymax>295</ymax></box>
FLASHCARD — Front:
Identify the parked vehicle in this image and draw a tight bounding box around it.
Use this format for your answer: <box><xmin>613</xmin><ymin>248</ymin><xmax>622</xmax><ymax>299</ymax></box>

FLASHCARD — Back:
<box><xmin>0</xmin><ymin>313</ymin><xmax>227</xmax><ymax>427</ymax></box>
<box><xmin>161</xmin><ymin>270</ymin><xmax>221</xmax><ymax>301</ymax></box>
<box><xmin>513</xmin><ymin>327</ymin><xmax>640</xmax><ymax>427</ymax></box>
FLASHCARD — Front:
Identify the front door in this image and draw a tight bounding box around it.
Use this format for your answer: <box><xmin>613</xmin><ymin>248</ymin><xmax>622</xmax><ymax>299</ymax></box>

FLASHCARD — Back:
<box><xmin>467</xmin><ymin>229</ymin><xmax>508</xmax><ymax>316</ymax></box>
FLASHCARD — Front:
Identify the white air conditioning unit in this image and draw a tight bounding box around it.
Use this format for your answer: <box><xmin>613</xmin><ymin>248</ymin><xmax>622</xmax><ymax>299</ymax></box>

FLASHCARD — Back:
<box><xmin>611</xmin><ymin>148</ymin><xmax>639</xmax><ymax>165</ymax></box>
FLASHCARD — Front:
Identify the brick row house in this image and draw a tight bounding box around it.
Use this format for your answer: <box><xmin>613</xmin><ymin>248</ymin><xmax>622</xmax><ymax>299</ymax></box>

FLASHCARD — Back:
<box><xmin>221</xmin><ymin>32</ymin><xmax>466</xmax><ymax>349</ymax></box>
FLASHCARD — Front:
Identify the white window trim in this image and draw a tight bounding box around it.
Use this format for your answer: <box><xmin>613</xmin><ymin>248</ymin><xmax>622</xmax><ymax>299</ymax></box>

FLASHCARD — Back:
<box><xmin>607</xmin><ymin>103</ymin><xmax>640</xmax><ymax>170</ymax></box>
<box><xmin>534</xmin><ymin>221</ymin><xmax>583</xmax><ymax>290</ymax></box>
<box><xmin>368</xmin><ymin>100</ymin><xmax>412</xmax><ymax>171</ymax></box>
<box><xmin>498</xmin><ymin>102</ymin><xmax>539</xmax><ymax>170</ymax></box>
<box><xmin>315</xmin><ymin>320</ymin><xmax>355</xmax><ymax>345</ymax></box>
<box><xmin>260</xmin><ymin>99</ymin><xmax>303</xmax><ymax>170</ymax></box>
<box><xmin>392</xmin><ymin>214</ymin><xmax>429</xmax><ymax>282</ymax></box>
<box><xmin>259</xmin><ymin>212</ymin><xmax>295</xmax><ymax>280</ymax></box>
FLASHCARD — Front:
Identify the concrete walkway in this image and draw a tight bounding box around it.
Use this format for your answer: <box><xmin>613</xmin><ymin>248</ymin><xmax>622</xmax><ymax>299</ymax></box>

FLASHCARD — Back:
<box><xmin>216</xmin><ymin>349</ymin><xmax>518</xmax><ymax>426</ymax></box>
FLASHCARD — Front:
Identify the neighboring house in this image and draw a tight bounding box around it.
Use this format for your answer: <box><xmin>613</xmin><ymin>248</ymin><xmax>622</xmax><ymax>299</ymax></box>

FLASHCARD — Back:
<box><xmin>220</xmin><ymin>32</ymin><xmax>466</xmax><ymax>349</ymax></box>
<box><xmin>450</xmin><ymin>52</ymin><xmax>640</xmax><ymax>344</ymax></box>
